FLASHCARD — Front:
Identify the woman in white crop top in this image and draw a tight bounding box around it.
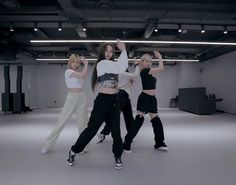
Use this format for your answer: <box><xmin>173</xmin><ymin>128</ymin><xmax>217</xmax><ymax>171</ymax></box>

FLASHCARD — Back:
<box><xmin>41</xmin><ymin>54</ymin><xmax>89</xmax><ymax>154</ymax></box>
<box><xmin>97</xmin><ymin>60</ymin><xmax>140</xmax><ymax>142</ymax></box>
<box><xmin>67</xmin><ymin>39</ymin><xmax>128</xmax><ymax>170</ymax></box>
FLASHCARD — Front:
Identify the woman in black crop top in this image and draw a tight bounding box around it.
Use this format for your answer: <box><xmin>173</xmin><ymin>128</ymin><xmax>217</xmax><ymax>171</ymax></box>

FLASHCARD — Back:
<box><xmin>66</xmin><ymin>40</ymin><xmax>128</xmax><ymax>170</ymax></box>
<box><xmin>123</xmin><ymin>50</ymin><xmax>168</xmax><ymax>153</ymax></box>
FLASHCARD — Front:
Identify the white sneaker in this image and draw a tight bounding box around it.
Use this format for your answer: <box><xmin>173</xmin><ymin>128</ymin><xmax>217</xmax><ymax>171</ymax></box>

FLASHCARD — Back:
<box><xmin>157</xmin><ymin>146</ymin><xmax>168</xmax><ymax>151</ymax></box>
<box><xmin>154</xmin><ymin>143</ymin><xmax>168</xmax><ymax>151</ymax></box>
<box><xmin>78</xmin><ymin>150</ymin><xmax>89</xmax><ymax>155</ymax></box>
<box><xmin>114</xmin><ymin>157</ymin><xmax>123</xmax><ymax>170</ymax></box>
<box><xmin>41</xmin><ymin>147</ymin><xmax>49</xmax><ymax>154</ymax></box>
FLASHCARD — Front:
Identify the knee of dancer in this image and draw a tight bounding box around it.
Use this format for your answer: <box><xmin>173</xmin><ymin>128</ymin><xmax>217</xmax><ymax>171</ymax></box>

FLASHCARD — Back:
<box><xmin>111</xmin><ymin>132</ymin><xmax>122</xmax><ymax>140</ymax></box>
<box><xmin>151</xmin><ymin>115</ymin><xmax>160</xmax><ymax>122</ymax></box>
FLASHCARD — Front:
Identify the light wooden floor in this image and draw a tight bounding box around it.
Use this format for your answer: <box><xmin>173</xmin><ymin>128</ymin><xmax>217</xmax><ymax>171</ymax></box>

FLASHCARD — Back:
<box><xmin>0</xmin><ymin>108</ymin><xmax>236</xmax><ymax>185</ymax></box>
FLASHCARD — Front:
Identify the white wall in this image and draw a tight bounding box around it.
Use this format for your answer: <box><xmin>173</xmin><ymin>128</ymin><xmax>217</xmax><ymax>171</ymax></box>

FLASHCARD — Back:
<box><xmin>37</xmin><ymin>65</ymin><xmax>67</xmax><ymax>108</ymax></box>
<box><xmin>1</xmin><ymin>51</ymin><xmax>236</xmax><ymax>114</ymax></box>
<box><xmin>176</xmin><ymin>62</ymin><xmax>201</xmax><ymax>89</ymax></box>
<box><xmin>0</xmin><ymin>61</ymin><xmax>201</xmax><ymax>110</ymax></box>
<box><xmin>155</xmin><ymin>65</ymin><xmax>179</xmax><ymax>107</ymax></box>
<box><xmin>200</xmin><ymin>51</ymin><xmax>236</xmax><ymax>114</ymax></box>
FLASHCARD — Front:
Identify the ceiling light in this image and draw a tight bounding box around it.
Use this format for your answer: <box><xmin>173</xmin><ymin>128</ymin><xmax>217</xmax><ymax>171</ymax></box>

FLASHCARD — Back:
<box><xmin>34</xmin><ymin>22</ymin><xmax>38</xmax><ymax>32</ymax></box>
<box><xmin>201</xmin><ymin>25</ymin><xmax>205</xmax><ymax>33</ymax></box>
<box><xmin>58</xmin><ymin>22</ymin><xmax>62</xmax><ymax>31</ymax></box>
<box><xmin>82</xmin><ymin>23</ymin><xmax>87</xmax><ymax>32</ymax></box>
<box><xmin>223</xmin><ymin>26</ymin><xmax>228</xmax><ymax>34</ymax></box>
<box><xmin>154</xmin><ymin>27</ymin><xmax>158</xmax><ymax>32</ymax></box>
<box><xmin>30</xmin><ymin>39</ymin><xmax>236</xmax><ymax>46</ymax></box>
<box><xmin>10</xmin><ymin>23</ymin><xmax>14</xmax><ymax>32</ymax></box>
<box><xmin>178</xmin><ymin>24</ymin><xmax>182</xmax><ymax>33</ymax></box>
<box><xmin>154</xmin><ymin>24</ymin><xmax>158</xmax><ymax>32</ymax></box>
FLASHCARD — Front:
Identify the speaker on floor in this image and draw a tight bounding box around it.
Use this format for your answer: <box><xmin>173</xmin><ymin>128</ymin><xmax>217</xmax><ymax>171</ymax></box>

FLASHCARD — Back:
<box><xmin>13</xmin><ymin>93</ymin><xmax>25</xmax><ymax>113</ymax></box>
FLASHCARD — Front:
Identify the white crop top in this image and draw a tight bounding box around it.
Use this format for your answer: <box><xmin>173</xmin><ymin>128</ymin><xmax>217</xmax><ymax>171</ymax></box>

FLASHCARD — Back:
<box><xmin>65</xmin><ymin>69</ymin><xmax>84</xmax><ymax>88</ymax></box>
<box><xmin>96</xmin><ymin>50</ymin><xmax>128</xmax><ymax>88</ymax></box>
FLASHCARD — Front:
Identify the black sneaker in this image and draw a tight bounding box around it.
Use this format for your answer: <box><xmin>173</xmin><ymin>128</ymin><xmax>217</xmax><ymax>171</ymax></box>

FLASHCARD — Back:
<box><xmin>154</xmin><ymin>143</ymin><xmax>168</xmax><ymax>151</ymax></box>
<box><xmin>67</xmin><ymin>150</ymin><xmax>76</xmax><ymax>166</ymax></box>
<box><xmin>114</xmin><ymin>157</ymin><xmax>123</xmax><ymax>170</ymax></box>
<box><xmin>97</xmin><ymin>133</ymin><xmax>106</xmax><ymax>143</ymax></box>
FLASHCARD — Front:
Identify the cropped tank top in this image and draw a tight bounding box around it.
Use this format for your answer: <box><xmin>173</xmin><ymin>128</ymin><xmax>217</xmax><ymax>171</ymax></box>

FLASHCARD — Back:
<box><xmin>140</xmin><ymin>68</ymin><xmax>156</xmax><ymax>90</ymax></box>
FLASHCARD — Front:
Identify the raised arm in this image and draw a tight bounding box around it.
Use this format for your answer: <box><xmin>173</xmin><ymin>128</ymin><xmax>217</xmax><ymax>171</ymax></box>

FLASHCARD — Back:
<box><xmin>122</xmin><ymin>59</ymin><xmax>140</xmax><ymax>78</ymax></box>
<box><xmin>70</xmin><ymin>56</ymin><xmax>88</xmax><ymax>79</ymax></box>
<box><xmin>98</xmin><ymin>40</ymin><xmax>128</xmax><ymax>74</ymax></box>
<box><xmin>149</xmin><ymin>50</ymin><xmax>164</xmax><ymax>75</ymax></box>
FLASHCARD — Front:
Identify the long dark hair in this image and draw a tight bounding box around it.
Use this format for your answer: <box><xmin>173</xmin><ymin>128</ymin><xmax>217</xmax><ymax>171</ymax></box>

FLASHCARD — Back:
<box><xmin>91</xmin><ymin>43</ymin><xmax>115</xmax><ymax>91</ymax></box>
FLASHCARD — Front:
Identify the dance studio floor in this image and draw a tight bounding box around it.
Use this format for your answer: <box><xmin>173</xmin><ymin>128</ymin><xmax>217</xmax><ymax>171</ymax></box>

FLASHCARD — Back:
<box><xmin>0</xmin><ymin>108</ymin><xmax>236</xmax><ymax>185</ymax></box>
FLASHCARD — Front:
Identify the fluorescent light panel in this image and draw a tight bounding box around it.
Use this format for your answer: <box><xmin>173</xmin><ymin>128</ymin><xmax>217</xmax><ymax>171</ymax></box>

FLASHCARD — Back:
<box><xmin>36</xmin><ymin>58</ymin><xmax>199</xmax><ymax>62</ymax></box>
<box><xmin>30</xmin><ymin>39</ymin><xmax>236</xmax><ymax>46</ymax></box>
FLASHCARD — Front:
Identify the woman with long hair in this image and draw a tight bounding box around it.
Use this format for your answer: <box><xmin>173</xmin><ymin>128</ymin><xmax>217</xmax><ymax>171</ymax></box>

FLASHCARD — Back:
<box><xmin>67</xmin><ymin>40</ymin><xmax>128</xmax><ymax>170</ymax></box>
<box><xmin>97</xmin><ymin>60</ymin><xmax>140</xmax><ymax>142</ymax></box>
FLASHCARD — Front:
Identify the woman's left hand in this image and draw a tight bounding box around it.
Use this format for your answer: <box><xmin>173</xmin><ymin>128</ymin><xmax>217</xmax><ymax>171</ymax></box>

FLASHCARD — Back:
<box><xmin>153</xmin><ymin>50</ymin><xmax>162</xmax><ymax>59</ymax></box>
<box><xmin>132</xmin><ymin>58</ymin><xmax>140</xmax><ymax>66</ymax></box>
<box><xmin>80</xmin><ymin>56</ymin><xmax>88</xmax><ymax>64</ymax></box>
<box><xmin>116</xmin><ymin>39</ymin><xmax>126</xmax><ymax>51</ymax></box>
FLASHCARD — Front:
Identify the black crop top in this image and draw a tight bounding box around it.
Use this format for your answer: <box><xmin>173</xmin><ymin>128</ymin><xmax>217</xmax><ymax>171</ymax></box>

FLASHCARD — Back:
<box><xmin>140</xmin><ymin>68</ymin><xmax>157</xmax><ymax>90</ymax></box>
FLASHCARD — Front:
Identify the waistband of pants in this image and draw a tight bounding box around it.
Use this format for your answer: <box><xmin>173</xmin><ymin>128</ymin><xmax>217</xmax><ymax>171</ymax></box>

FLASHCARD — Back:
<box><xmin>98</xmin><ymin>92</ymin><xmax>118</xmax><ymax>97</ymax></box>
<box><xmin>141</xmin><ymin>91</ymin><xmax>155</xmax><ymax>97</ymax></box>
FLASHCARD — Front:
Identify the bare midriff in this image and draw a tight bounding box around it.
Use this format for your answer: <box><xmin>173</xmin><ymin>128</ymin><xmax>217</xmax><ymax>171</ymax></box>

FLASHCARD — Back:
<box><xmin>98</xmin><ymin>87</ymin><xmax>118</xmax><ymax>94</ymax></box>
<box><xmin>142</xmin><ymin>89</ymin><xmax>156</xmax><ymax>96</ymax></box>
<box><xmin>68</xmin><ymin>88</ymin><xmax>82</xmax><ymax>92</ymax></box>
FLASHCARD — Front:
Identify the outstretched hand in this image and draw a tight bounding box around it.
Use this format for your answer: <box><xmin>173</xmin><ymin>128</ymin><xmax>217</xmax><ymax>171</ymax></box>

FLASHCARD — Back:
<box><xmin>116</xmin><ymin>39</ymin><xmax>126</xmax><ymax>51</ymax></box>
<box><xmin>132</xmin><ymin>58</ymin><xmax>140</xmax><ymax>66</ymax></box>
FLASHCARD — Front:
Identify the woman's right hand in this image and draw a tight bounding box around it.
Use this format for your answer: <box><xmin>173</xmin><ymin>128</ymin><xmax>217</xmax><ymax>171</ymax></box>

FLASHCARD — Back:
<box><xmin>80</xmin><ymin>55</ymin><xmax>88</xmax><ymax>64</ymax></box>
<box><xmin>153</xmin><ymin>50</ymin><xmax>162</xmax><ymax>59</ymax></box>
<box><xmin>116</xmin><ymin>39</ymin><xmax>126</xmax><ymax>51</ymax></box>
<box><xmin>132</xmin><ymin>58</ymin><xmax>140</xmax><ymax>66</ymax></box>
